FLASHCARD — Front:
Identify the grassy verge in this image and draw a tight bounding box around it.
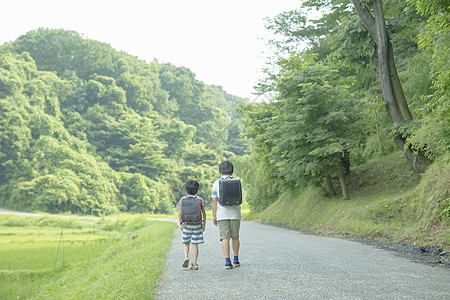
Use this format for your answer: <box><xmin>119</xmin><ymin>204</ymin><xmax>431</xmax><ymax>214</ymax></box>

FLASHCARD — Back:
<box><xmin>248</xmin><ymin>152</ymin><xmax>450</xmax><ymax>250</ymax></box>
<box><xmin>0</xmin><ymin>215</ymin><xmax>176</xmax><ymax>299</ymax></box>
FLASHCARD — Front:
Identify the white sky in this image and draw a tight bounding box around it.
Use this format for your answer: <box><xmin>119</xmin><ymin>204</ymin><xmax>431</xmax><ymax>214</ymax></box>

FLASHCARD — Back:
<box><xmin>1</xmin><ymin>0</ymin><xmax>303</xmax><ymax>99</ymax></box>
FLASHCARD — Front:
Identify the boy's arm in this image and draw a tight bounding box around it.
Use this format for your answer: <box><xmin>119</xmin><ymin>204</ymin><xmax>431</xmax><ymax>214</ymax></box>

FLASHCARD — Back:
<box><xmin>202</xmin><ymin>205</ymin><xmax>206</xmax><ymax>231</ymax></box>
<box><xmin>212</xmin><ymin>197</ymin><xmax>218</xmax><ymax>226</ymax></box>
<box><xmin>178</xmin><ymin>207</ymin><xmax>183</xmax><ymax>231</ymax></box>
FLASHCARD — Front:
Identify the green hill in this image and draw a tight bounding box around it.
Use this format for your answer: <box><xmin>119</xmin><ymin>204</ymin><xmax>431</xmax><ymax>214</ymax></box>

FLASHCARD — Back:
<box><xmin>0</xmin><ymin>28</ymin><xmax>249</xmax><ymax>215</ymax></box>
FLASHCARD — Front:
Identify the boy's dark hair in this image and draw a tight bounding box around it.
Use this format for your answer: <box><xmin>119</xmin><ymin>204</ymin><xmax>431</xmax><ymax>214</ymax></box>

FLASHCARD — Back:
<box><xmin>185</xmin><ymin>179</ymin><xmax>199</xmax><ymax>195</ymax></box>
<box><xmin>219</xmin><ymin>160</ymin><xmax>234</xmax><ymax>175</ymax></box>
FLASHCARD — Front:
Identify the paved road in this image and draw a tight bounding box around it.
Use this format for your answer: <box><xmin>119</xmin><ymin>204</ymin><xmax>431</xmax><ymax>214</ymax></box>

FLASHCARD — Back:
<box><xmin>0</xmin><ymin>208</ymin><xmax>45</xmax><ymax>216</ymax></box>
<box><xmin>155</xmin><ymin>220</ymin><xmax>450</xmax><ymax>300</ymax></box>
<box><xmin>0</xmin><ymin>208</ymin><xmax>99</xmax><ymax>219</ymax></box>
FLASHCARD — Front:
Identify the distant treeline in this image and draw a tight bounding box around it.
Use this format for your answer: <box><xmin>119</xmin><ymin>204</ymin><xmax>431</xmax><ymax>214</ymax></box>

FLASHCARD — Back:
<box><xmin>0</xmin><ymin>28</ymin><xmax>249</xmax><ymax>214</ymax></box>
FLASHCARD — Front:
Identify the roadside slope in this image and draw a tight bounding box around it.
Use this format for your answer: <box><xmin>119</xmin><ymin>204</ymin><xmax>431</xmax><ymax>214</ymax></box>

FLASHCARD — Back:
<box><xmin>251</xmin><ymin>152</ymin><xmax>450</xmax><ymax>253</ymax></box>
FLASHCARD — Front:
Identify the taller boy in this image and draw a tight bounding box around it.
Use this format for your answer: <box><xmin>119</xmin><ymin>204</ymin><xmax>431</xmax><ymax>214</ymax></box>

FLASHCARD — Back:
<box><xmin>211</xmin><ymin>160</ymin><xmax>241</xmax><ymax>269</ymax></box>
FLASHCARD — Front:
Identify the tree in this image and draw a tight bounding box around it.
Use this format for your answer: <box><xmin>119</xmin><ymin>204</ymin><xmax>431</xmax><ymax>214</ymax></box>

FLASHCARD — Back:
<box><xmin>352</xmin><ymin>0</ymin><xmax>412</xmax><ymax>123</ymax></box>
<box><xmin>351</xmin><ymin>0</ymin><xmax>429</xmax><ymax>172</ymax></box>
<box><xmin>276</xmin><ymin>55</ymin><xmax>362</xmax><ymax>197</ymax></box>
<box><xmin>242</xmin><ymin>55</ymin><xmax>363</xmax><ymax>198</ymax></box>
<box><xmin>264</xmin><ymin>1</ymin><xmax>432</xmax><ymax>171</ymax></box>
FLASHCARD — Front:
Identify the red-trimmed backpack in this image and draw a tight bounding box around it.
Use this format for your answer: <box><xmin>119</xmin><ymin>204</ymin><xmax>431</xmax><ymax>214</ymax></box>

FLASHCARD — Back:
<box><xmin>180</xmin><ymin>196</ymin><xmax>202</xmax><ymax>224</ymax></box>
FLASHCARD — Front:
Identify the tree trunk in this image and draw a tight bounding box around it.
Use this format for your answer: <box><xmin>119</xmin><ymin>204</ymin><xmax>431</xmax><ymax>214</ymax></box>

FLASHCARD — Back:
<box><xmin>342</xmin><ymin>150</ymin><xmax>350</xmax><ymax>175</ymax></box>
<box><xmin>352</xmin><ymin>0</ymin><xmax>429</xmax><ymax>172</ymax></box>
<box><xmin>393</xmin><ymin>136</ymin><xmax>429</xmax><ymax>173</ymax></box>
<box><xmin>372</xmin><ymin>0</ymin><xmax>404</xmax><ymax>123</ymax></box>
<box><xmin>375</xmin><ymin>119</ymin><xmax>385</xmax><ymax>153</ymax></box>
<box><xmin>335</xmin><ymin>153</ymin><xmax>349</xmax><ymax>199</ymax></box>
<box><xmin>325</xmin><ymin>174</ymin><xmax>336</xmax><ymax>197</ymax></box>
<box><xmin>387</xmin><ymin>44</ymin><xmax>413</xmax><ymax>122</ymax></box>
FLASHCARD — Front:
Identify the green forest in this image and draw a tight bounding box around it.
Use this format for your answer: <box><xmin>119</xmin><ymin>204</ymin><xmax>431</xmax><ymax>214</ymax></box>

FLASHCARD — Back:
<box><xmin>0</xmin><ymin>29</ymin><xmax>249</xmax><ymax>215</ymax></box>
<box><xmin>0</xmin><ymin>0</ymin><xmax>449</xmax><ymax>226</ymax></box>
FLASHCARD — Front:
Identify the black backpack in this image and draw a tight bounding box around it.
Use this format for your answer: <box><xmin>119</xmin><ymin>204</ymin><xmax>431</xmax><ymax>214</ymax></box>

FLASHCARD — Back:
<box><xmin>180</xmin><ymin>196</ymin><xmax>202</xmax><ymax>223</ymax></box>
<box><xmin>218</xmin><ymin>177</ymin><xmax>242</xmax><ymax>206</ymax></box>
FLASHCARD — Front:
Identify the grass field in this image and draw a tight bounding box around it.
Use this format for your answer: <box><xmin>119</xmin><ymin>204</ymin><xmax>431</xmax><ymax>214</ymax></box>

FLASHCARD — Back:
<box><xmin>0</xmin><ymin>214</ymin><xmax>176</xmax><ymax>299</ymax></box>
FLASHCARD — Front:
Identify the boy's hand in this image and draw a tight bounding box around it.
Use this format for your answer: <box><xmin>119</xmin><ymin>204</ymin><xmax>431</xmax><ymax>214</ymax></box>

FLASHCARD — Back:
<box><xmin>202</xmin><ymin>222</ymin><xmax>206</xmax><ymax>232</ymax></box>
<box><xmin>213</xmin><ymin>217</ymin><xmax>218</xmax><ymax>226</ymax></box>
<box><xmin>179</xmin><ymin>224</ymin><xmax>183</xmax><ymax>231</ymax></box>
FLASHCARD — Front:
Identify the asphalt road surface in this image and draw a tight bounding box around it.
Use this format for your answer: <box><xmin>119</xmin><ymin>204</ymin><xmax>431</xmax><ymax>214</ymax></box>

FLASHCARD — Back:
<box><xmin>154</xmin><ymin>220</ymin><xmax>450</xmax><ymax>300</ymax></box>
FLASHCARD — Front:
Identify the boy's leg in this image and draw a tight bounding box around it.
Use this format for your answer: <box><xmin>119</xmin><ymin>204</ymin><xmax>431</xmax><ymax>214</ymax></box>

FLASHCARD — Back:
<box><xmin>221</xmin><ymin>238</ymin><xmax>230</xmax><ymax>258</ymax></box>
<box><xmin>232</xmin><ymin>238</ymin><xmax>240</xmax><ymax>257</ymax></box>
<box><xmin>222</xmin><ymin>239</ymin><xmax>233</xmax><ymax>269</ymax></box>
<box><xmin>231</xmin><ymin>219</ymin><xmax>240</xmax><ymax>256</ymax></box>
<box><xmin>182</xmin><ymin>225</ymin><xmax>192</xmax><ymax>268</ymax></box>
<box><xmin>184</xmin><ymin>242</ymin><xmax>190</xmax><ymax>259</ymax></box>
<box><xmin>192</xmin><ymin>244</ymin><xmax>199</xmax><ymax>266</ymax></box>
<box><xmin>232</xmin><ymin>238</ymin><xmax>240</xmax><ymax>267</ymax></box>
<box><xmin>230</xmin><ymin>219</ymin><xmax>241</xmax><ymax>266</ymax></box>
<box><xmin>189</xmin><ymin>224</ymin><xmax>203</xmax><ymax>269</ymax></box>
<box><xmin>182</xmin><ymin>242</ymin><xmax>190</xmax><ymax>268</ymax></box>
<box><xmin>219</xmin><ymin>220</ymin><xmax>233</xmax><ymax>269</ymax></box>
<box><xmin>218</xmin><ymin>220</ymin><xmax>231</xmax><ymax>258</ymax></box>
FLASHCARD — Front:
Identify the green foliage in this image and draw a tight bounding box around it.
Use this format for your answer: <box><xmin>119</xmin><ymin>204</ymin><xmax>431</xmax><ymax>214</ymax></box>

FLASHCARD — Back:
<box><xmin>158</xmin><ymin>64</ymin><xmax>230</xmax><ymax>149</ymax></box>
<box><xmin>5</xmin><ymin>135</ymin><xmax>123</xmax><ymax>215</ymax></box>
<box><xmin>242</xmin><ymin>54</ymin><xmax>363</xmax><ymax>191</ymax></box>
<box><xmin>405</xmin><ymin>0</ymin><xmax>450</xmax><ymax>158</ymax></box>
<box><xmin>116</xmin><ymin>70</ymin><xmax>172</xmax><ymax>115</ymax></box>
<box><xmin>12</xmin><ymin>28</ymin><xmax>141</xmax><ymax>80</ymax></box>
<box><xmin>233</xmin><ymin>154</ymin><xmax>281</xmax><ymax>212</ymax></box>
<box><xmin>118</xmin><ymin>172</ymin><xmax>166</xmax><ymax>213</ymax></box>
<box><xmin>236</xmin><ymin>102</ymin><xmax>283</xmax><ymax>211</ymax></box>
<box><xmin>400</xmin><ymin>51</ymin><xmax>433</xmax><ymax>110</ymax></box>
<box><xmin>0</xmin><ymin>29</ymin><xmax>249</xmax><ymax>215</ymax></box>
